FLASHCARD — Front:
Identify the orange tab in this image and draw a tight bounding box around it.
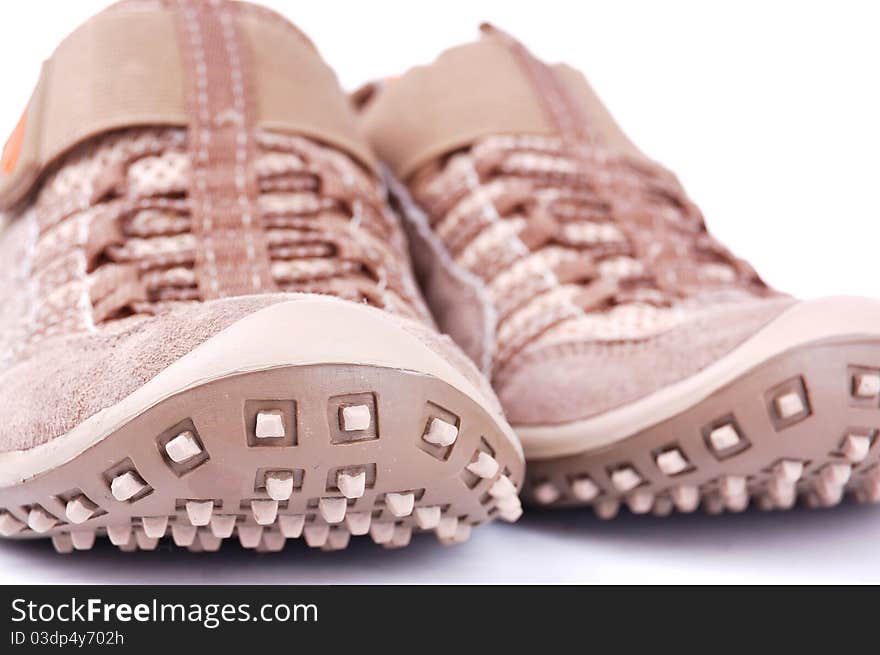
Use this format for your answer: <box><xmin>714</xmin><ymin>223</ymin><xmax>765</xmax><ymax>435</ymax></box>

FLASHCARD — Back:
<box><xmin>1</xmin><ymin>110</ymin><xmax>27</xmax><ymax>176</ymax></box>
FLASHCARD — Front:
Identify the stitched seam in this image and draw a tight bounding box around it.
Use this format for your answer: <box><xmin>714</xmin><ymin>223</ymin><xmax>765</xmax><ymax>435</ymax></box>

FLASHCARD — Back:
<box><xmin>216</xmin><ymin>2</ymin><xmax>262</xmax><ymax>293</ymax></box>
<box><xmin>459</xmin><ymin>157</ymin><xmax>584</xmax><ymax>371</ymax></box>
<box><xmin>356</xmin><ymin>199</ymin><xmax>392</xmax><ymax>311</ymax></box>
<box><xmin>386</xmin><ymin>171</ymin><xmax>498</xmax><ymax>375</ymax></box>
<box><xmin>180</xmin><ymin>0</ymin><xmax>220</xmax><ymax>298</ymax></box>
<box><xmin>494</xmin><ymin>296</ymin><xmax>795</xmax><ymax>386</ymax></box>
<box><xmin>1</xmin><ymin>209</ymin><xmax>40</xmax><ymax>370</ymax></box>
<box><xmin>343</xmin><ymin>163</ymin><xmax>392</xmax><ymax>310</ymax></box>
<box><xmin>64</xmin><ymin>126</ymin><xmax>99</xmax><ymax>334</ymax></box>
<box><xmin>75</xmin><ymin>212</ymin><xmax>96</xmax><ymax>334</ymax></box>
<box><xmin>24</xmin><ymin>210</ymin><xmax>40</xmax><ymax>349</ymax></box>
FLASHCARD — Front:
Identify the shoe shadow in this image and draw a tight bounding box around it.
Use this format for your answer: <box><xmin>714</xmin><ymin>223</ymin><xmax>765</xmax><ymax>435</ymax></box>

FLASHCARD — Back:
<box><xmin>0</xmin><ymin>530</ymin><xmax>455</xmax><ymax>585</ymax></box>
<box><xmin>509</xmin><ymin>500</ymin><xmax>880</xmax><ymax>583</ymax></box>
<box><xmin>4</xmin><ymin>501</ymin><xmax>879</xmax><ymax>583</ymax></box>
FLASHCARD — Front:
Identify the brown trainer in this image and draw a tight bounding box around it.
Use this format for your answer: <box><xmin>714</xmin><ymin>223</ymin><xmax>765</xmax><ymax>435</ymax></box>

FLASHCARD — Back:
<box><xmin>360</xmin><ymin>25</ymin><xmax>880</xmax><ymax>517</ymax></box>
<box><xmin>0</xmin><ymin>3</ymin><xmax>524</xmax><ymax>554</ymax></box>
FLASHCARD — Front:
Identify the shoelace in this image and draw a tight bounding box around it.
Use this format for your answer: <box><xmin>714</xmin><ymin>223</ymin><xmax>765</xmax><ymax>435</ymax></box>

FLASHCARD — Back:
<box><xmin>410</xmin><ymin>133</ymin><xmax>769</xmax><ymax>370</ymax></box>
<box><xmin>440</xmin><ymin>24</ymin><xmax>766</xmax><ymax>311</ymax></box>
<box><xmin>495</xmin><ymin>135</ymin><xmax>762</xmax><ymax>306</ymax></box>
<box><xmin>30</xmin><ymin>127</ymin><xmax>427</xmax><ymax>325</ymax></box>
<box><xmin>417</xmin><ymin>133</ymin><xmax>765</xmax><ymax>307</ymax></box>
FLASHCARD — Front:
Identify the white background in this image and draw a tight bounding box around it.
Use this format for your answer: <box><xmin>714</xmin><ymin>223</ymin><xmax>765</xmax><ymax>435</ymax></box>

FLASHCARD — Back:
<box><xmin>1</xmin><ymin>0</ymin><xmax>878</xmax><ymax>584</ymax></box>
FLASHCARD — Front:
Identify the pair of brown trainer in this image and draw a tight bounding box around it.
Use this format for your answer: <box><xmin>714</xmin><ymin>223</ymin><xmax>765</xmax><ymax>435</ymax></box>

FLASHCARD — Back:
<box><xmin>1</xmin><ymin>0</ymin><xmax>878</xmax><ymax>555</ymax></box>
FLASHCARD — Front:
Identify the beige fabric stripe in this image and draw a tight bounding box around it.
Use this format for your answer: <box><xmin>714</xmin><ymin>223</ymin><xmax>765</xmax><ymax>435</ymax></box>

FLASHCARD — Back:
<box><xmin>43</xmin><ymin>10</ymin><xmax>187</xmax><ymax>163</ymax></box>
<box><xmin>0</xmin><ymin>70</ymin><xmax>48</xmax><ymax>211</ymax></box>
<box><xmin>554</xmin><ymin>64</ymin><xmax>645</xmax><ymax>162</ymax></box>
<box><xmin>0</xmin><ymin>1</ymin><xmax>376</xmax><ymax>211</ymax></box>
<box><xmin>489</xmin><ymin>26</ymin><xmax>596</xmax><ymax>147</ymax></box>
<box><xmin>171</xmin><ymin>0</ymin><xmax>274</xmax><ymax>299</ymax></box>
<box><xmin>239</xmin><ymin>12</ymin><xmax>377</xmax><ymax>174</ymax></box>
<box><xmin>361</xmin><ymin>36</ymin><xmax>554</xmax><ymax>180</ymax></box>
<box><xmin>0</xmin><ymin>9</ymin><xmax>186</xmax><ymax>211</ymax></box>
<box><xmin>489</xmin><ymin>29</ymin><xmax>702</xmax><ymax>299</ymax></box>
<box><xmin>361</xmin><ymin>31</ymin><xmax>647</xmax><ymax>180</ymax></box>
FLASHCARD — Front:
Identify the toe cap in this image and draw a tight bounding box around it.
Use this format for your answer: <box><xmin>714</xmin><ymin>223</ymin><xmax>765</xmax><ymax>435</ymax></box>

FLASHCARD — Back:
<box><xmin>0</xmin><ymin>294</ymin><xmax>287</xmax><ymax>452</ymax></box>
<box><xmin>495</xmin><ymin>297</ymin><xmax>796</xmax><ymax>426</ymax></box>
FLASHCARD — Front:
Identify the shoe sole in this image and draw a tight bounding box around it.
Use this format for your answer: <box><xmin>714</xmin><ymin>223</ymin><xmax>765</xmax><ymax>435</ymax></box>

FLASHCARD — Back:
<box><xmin>517</xmin><ymin>297</ymin><xmax>880</xmax><ymax>515</ymax></box>
<box><xmin>0</xmin><ymin>298</ymin><xmax>524</xmax><ymax>552</ymax></box>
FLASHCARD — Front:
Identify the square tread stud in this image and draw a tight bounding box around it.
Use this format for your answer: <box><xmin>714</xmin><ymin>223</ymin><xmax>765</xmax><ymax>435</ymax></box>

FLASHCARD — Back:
<box><xmin>373</xmin><ymin>489</ymin><xmax>425</xmax><ymax>520</ymax></box>
<box><xmin>57</xmin><ymin>489</ymin><xmax>106</xmax><ymax>524</ymax></box>
<box><xmin>849</xmin><ymin>366</ymin><xmax>880</xmax><ymax>408</ymax></box>
<box><xmin>0</xmin><ymin>511</ymin><xmax>25</xmax><ymax>537</ymax></box>
<box><xmin>838</xmin><ymin>429</ymin><xmax>876</xmax><ymax>464</ymax></box>
<box><xmin>326</xmin><ymin>463</ymin><xmax>377</xmax><ymax>497</ymax></box>
<box><xmin>461</xmin><ymin>438</ymin><xmax>497</xmax><ymax>488</ymax></box>
<box><xmin>569</xmin><ymin>475</ymin><xmax>600</xmax><ymax>502</ymax></box>
<box><xmin>104</xmin><ymin>458</ymin><xmax>153</xmax><ymax>503</ymax></box>
<box><xmin>702</xmin><ymin>415</ymin><xmax>750</xmax><ymax>460</ymax></box>
<box><xmin>176</xmin><ymin>499</ymin><xmax>221</xmax><ymax>527</ymax></box>
<box><xmin>244</xmin><ymin>400</ymin><xmax>297</xmax><ymax>447</ymax></box>
<box><xmin>328</xmin><ymin>393</ymin><xmax>378</xmax><ymax>444</ymax></box>
<box><xmin>254</xmin><ymin>468</ymin><xmax>305</xmax><ymax>500</ymax></box>
<box><xmin>765</xmin><ymin>376</ymin><xmax>811</xmax><ymax>430</ymax></box>
<box><xmin>157</xmin><ymin>420</ymin><xmax>210</xmax><ymax>475</ymax></box>
<box><xmin>608</xmin><ymin>465</ymin><xmax>643</xmax><ymax>493</ymax></box>
<box><xmin>27</xmin><ymin>505</ymin><xmax>59</xmax><ymax>533</ymax></box>
<box><xmin>418</xmin><ymin>402</ymin><xmax>461</xmax><ymax>461</ymax></box>
<box><xmin>653</xmin><ymin>446</ymin><xmax>692</xmax><ymax>476</ymax></box>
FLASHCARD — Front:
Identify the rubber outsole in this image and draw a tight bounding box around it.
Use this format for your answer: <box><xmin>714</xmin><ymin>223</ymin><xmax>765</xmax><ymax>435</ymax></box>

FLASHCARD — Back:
<box><xmin>0</xmin><ymin>364</ymin><xmax>524</xmax><ymax>552</ymax></box>
<box><xmin>521</xmin><ymin>338</ymin><xmax>880</xmax><ymax>517</ymax></box>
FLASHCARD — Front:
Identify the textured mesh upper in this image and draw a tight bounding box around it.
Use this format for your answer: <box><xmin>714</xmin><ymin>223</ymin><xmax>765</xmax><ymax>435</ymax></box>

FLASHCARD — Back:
<box><xmin>359</xmin><ymin>27</ymin><xmax>796</xmax><ymax>424</ymax></box>
<box><xmin>0</xmin><ymin>127</ymin><xmax>432</xmax><ymax>371</ymax></box>
<box><xmin>409</xmin><ymin>133</ymin><xmax>779</xmax><ymax>377</ymax></box>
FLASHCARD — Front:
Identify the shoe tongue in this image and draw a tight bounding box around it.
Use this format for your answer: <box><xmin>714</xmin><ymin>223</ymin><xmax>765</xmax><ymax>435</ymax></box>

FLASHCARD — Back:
<box><xmin>0</xmin><ymin>0</ymin><xmax>376</xmax><ymax>211</ymax></box>
<box><xmin>361</xmin><ymin>25</ymin><xmax>646</xmax><ymax>180</ymax></box>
